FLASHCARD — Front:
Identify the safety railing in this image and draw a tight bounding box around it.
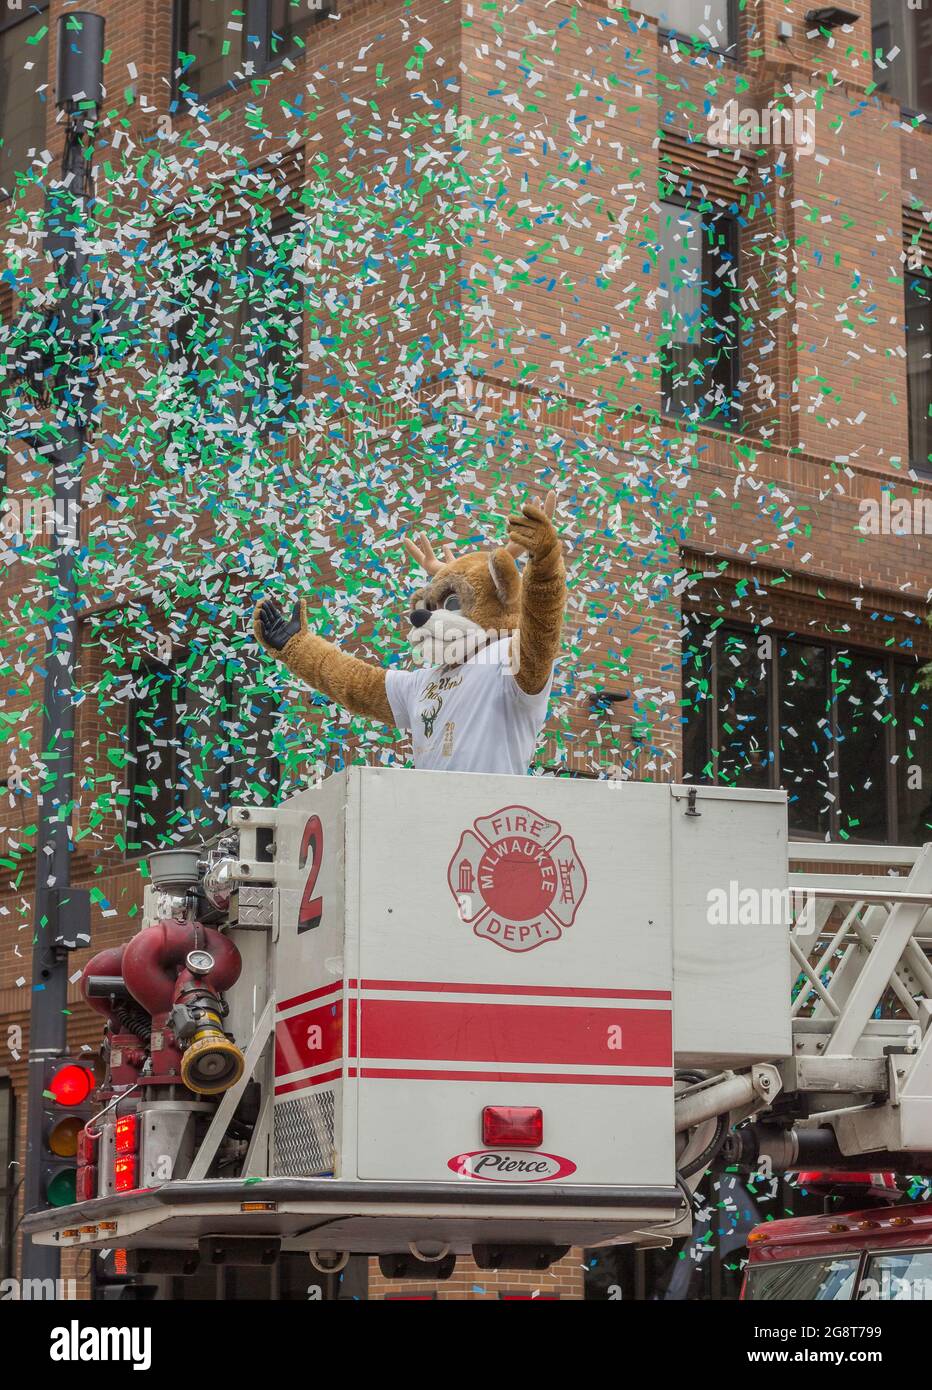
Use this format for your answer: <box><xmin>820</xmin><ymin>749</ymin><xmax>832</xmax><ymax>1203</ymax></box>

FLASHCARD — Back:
<box><xmin>788</xmin><ymin>841</ymin><xmax>932</xmax><ymax>1055</ymax></box>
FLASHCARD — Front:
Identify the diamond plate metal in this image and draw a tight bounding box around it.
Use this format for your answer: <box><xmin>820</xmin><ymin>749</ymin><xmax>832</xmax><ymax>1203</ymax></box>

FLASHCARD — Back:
<box><xmin>236</xmin><ymin>886</ymin><xmax>275</xmax><ymax>928</ymax></box>
<box><xmin>274</xmin><ymin>1088</ymin><xmax>335</xmax><ymax>1175</ymax></box>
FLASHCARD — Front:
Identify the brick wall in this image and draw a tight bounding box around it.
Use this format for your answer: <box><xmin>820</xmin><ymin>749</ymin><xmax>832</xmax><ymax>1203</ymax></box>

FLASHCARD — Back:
<box><xmin>367</xmin><ymin>1247</ymin><xmax>586</xmax><ymax>1299</ymax></box>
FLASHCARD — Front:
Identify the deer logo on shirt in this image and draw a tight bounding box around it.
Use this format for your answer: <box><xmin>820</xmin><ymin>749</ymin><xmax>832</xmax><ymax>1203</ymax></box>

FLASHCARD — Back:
<box><xmin>420</xmin><ymin>696</ymin><xmax>442</xmax><ymax>739</ymax></box>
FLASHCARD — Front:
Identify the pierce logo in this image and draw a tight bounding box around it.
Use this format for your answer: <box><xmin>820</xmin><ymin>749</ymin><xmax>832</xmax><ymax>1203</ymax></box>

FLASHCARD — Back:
<box><xmin>448</xmin><ymin>1150</ymin><xmax>577</xmax><ymax>1183</ymax></box>
<box><xmin>447</xmin><ymin>804</ymin><xmax>588</xmax><ymax>952</ymax></box>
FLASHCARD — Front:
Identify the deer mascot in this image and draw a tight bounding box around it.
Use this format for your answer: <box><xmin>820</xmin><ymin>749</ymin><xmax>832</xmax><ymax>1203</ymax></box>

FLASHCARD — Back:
<box><xmin>253</xmin><ymin>493</ymin><xmax>566</xmax><ymax>776</ymax></box>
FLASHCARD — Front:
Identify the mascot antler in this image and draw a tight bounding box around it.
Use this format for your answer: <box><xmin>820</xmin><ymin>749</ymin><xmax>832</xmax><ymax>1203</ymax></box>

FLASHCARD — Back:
<box><xmin>403</xmin><ymin>532</ymin><xmax>458</xmax><ymax>573</ymax></box>
<box><xmin>404</xmin><ymin>490</ymin><xmax>557</xmax><ymax>573</ymax></box>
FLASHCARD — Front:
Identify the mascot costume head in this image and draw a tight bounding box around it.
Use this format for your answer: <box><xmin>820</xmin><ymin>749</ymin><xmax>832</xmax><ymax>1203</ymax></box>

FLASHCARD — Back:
<box><xmin>254</xmin><ymin>492</ymin><xmax>565</xmax><ymax>777</ymax></box>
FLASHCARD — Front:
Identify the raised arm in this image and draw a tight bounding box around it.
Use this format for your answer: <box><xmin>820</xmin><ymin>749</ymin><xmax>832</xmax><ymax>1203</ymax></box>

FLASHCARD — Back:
<box><xmin>506</xmin><ymin>498</ymin><xmax>566</xmax><ymax>696</ymax></box>
<box><xmin>253</xmin><ymin>598</ymin><xmax>395</xmax><ymax>725</ymax></box>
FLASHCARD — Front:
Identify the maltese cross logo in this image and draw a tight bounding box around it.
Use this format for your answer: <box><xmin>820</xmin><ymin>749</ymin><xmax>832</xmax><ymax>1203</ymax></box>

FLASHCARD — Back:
<box><xmin>447</xmin><ymin>805</ymin><xmax>588</xmax><ymax>953</ymax></box>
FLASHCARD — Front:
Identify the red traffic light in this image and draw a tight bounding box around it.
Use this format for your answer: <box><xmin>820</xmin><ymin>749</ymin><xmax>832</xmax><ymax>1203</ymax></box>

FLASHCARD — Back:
<box><xmin>46</xmin><ymin>1063</ymin><xmax>93</xmax><ymax>1107</ymax></box>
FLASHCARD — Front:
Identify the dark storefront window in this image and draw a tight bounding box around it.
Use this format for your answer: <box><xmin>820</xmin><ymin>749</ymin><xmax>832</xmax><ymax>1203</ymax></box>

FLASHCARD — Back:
<box><xmin>682</xmin><ymin>617</ymin><xmax>932</xmax><ymax>845</ymax></box>
<box><xmin>0</xmin><ymin>3</ymin><xmax>50</xmax><ymax>201</ymax></box>
<box><xmin>125</xmin><ymin>657</ymin><xmax>280</xmax><ymax>856</ymax></box>
<box><xmin>658</xmin><ymin>202</ymin><xmax>740</xmax><ymax>429</ymax></box>
<box><xmin>126</xmin><ymin>660</ymin><xmax>181</xmax><ymax>855</ymax></box>
<box><xmin>0</xmin><ymin>1081</ymin><xmax>14</xmax><ymax>1280</ymax></box>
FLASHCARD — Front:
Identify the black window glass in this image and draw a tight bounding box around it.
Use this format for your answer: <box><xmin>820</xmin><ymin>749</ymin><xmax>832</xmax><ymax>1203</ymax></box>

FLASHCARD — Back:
<box><xmin>126</xmin><ymin>663</ymin><xmax>180</xmax><ymax>855</ymax></box>
<box><xmin>833</xmin><ymin>652</ymin><xmax>891</xmax><ymax>843</ymax></box>
<box><xmin>778</xmin><ymin>640</ymin><xmax>832</xmax><ymax>836</ymax></box>
<box><xmin>906</xmin><ymin>269</ymin><xmax>932</xmax><ymax>475</ymax></box>
<box><xmin>715</xmin><ymin>629</ymin><xmax>771</xmax><ymax>788</ymax></box>
<box><xmin>744</xmin><ymin>1256</ymin><xmax>859</xmax><ymax>1301</ymax></box>
<box><xmin>872</xmin><ymin>0</ymin><xmax>932</xmax><ymax>116</ymax></box>
<box><xmin>894</xmin><ymin>662</ymin><xmax>932</xmax><ymax>846</ymax></box>
<box><xmin>659</xmin><ymin>203</ymin><xmax>740</xmax><ymax>428</ymax></box>
<box><xmin>0</xmin><ymin>7</ymin><xmax>50</xmax><ymax>201</ymax></box>
<box><xmin>176</xmin><ymin>0</ymin><xmax>243</xmax><ymax>101</ymax></box>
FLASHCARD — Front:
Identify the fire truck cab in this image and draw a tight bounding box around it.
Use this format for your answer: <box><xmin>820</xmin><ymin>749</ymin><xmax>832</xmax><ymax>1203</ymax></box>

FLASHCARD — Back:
<box><xmin>742</xmin><ymin>1199</ymin><xmax>932</xmax><ymax>1301</ymax></box>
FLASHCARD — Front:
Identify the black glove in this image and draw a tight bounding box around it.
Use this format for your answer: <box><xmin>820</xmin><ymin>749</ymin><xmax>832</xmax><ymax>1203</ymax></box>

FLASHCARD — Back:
<box><xmin>257</xmin><ymin>598</ymin><xmax>303</xmax><ymax>652</ymax></box>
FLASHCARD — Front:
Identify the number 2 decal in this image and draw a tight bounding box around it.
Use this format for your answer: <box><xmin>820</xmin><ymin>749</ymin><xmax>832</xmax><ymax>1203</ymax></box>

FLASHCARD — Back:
<box><xmin>298</xmin><ymin>814</ymin><xmax>324</xmax><ymax>933</ymax></box>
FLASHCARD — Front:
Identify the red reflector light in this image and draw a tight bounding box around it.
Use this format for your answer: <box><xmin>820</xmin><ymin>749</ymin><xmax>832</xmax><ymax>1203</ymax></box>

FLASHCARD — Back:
<box><xmin>114</xmin><ymin>1156</ymin><xmax>137</xmax><ymax>1193</ymax></box>
<box><xmin>77</xmin><ymin>1165</ymin><xmax>97</xmax><ymax>1202</ymax></box>
<box><xmin>47</xmin><ymin>1064</ymin><xmax>93</xmax><ymax>1107</ymax></box>
<box><xmin>482</xmin><ymin>1106</ymin><xmax>543</xmax><ymax>1147</ymax></box>
<box><xmin>798</xmin><ymin>1170</ymin><xmax>897</xmax><ymax>1191</ymax></box>
<box><xmin>77</xmin><ymin>1128</ymin><xmax>97</xmax><ymax>1164</ymax></box>
<box><xmin>115</xmin><ymin>1115</ymin><xmax>137</xmax><ymax>1156</ymax></box>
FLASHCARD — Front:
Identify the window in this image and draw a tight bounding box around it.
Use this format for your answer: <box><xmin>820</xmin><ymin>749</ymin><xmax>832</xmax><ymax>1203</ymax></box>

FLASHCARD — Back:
<box><xmin>860</xmin><ymin>1249</ymin><xmax>932</xmax><ymax>1299</ymax></box>
<box><xmin>682</xmin><ymin>617</ymin><xmax>932</xmax><ymax>844</ymax></box>
<box><xmin>125</xmin><ymin>656</ymin><xmax>280</xmax><ymax>856</ymax></box>
<box><xmin>166</xmin><ymin>215</ymin><xmax>302</xmax><ymax>432</ymax></box>
<box><xmin>0</xmin><ymin>1081</ymin><xmax>14</xmax><ymax>1280</ymax></box>
<box><xmin>658</xmin><ymin>202</ymin><xmax>740</xmax><ymax>428</ymax></box>
<box><xmin>125</xmin><ymin>660</ymin><xmax>182</xmax><ymax>855</ymax></box>
<box><xmin>175</xmin><ymin>0</ymin><xmax>244</xmax><ymax>102</ymax></box>
<box><xmin>267</xmin><ymin>0</ymin><xmax>336</xmax><ymax>66</ymax></box>
<box><xmin>906</xmin><ymin>268</ymin><xmax>932</xmax><ymax>475</ymax></box>
<box><xmin>743</xmin><ymin>1255</ymin><xmax>859</xmax><ymax>1301</ymax></box>
<box><xmin>0</xmin><ymin>3</ymin><xmax>50</xmax><ymax>201</ymax></box>
<box><xmin>165</xmin><ymin>249</ymin><xmax>227</xmax><ymax>407</ymax></box>
<box><xmin>872</xmin><ymin>0</ymin><xmax>932</xmax><ymax>116</ymax></box>
<box><xmin>233</xmin><ymin>214</ymin><xmax>303</xmax><ymax>428</ymax></box>
<box><xmin>636</xmin><ymin>0</ymin><xmax>735</xmax><ymax>57</ymax></box>
<box><xmin>175</xmin><ymin>667</ymin><xmax>281</xmax><ymax>842</ymax></box>
<box><xmin>173</xmin><ymin>0</ymin><xmax>335</xmax><ymax>102</ymax></box>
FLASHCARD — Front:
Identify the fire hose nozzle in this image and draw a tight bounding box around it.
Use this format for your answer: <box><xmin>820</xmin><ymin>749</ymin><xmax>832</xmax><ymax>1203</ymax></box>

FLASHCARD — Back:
<box><xmin>181</xmin><ymin>1008</ymin><xmax>245</xmax><ymax>1095</ymax></box>
<box><xmin>170</xmin><ymin>993</ymin><xmax>245</xmax><ymax>1096</ymax></box>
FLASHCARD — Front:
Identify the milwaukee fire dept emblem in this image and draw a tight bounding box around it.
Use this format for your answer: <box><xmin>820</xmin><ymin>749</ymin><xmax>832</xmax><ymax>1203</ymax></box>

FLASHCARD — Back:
<box><xmin>447</xmin><ymin>805</ymin><xmax>588</xmax><ymax>953</ymax></box>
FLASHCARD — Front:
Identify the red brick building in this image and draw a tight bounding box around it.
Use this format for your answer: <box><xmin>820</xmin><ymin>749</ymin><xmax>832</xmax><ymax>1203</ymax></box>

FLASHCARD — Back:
<box><xmin>0</xmin><ymin>0</ymin><xmax>930</xmax><ymax>1300</ymax></box>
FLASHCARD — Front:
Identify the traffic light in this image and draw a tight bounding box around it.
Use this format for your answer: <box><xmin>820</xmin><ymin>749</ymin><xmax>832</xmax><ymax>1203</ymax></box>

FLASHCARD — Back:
<box><xmin>40</xmin><ymin>1059</ymin><xmax>96</xmax><ymax>1209</ymax></box>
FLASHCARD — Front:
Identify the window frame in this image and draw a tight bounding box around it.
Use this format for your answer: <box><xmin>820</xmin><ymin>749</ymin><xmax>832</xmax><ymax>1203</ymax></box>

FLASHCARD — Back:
<box><xmin>743</xmin><ymin>1252</ymin><xmax>862</xmax><ymax>1302</ymax></box>
<box><xmin>657</xmin><ymin>194</ymin><xmax>742</xmax><ymax>431</ymax></box>
<box><xmin>617</xmin><ymin>0</ymin><xmax>738</xmax><ymax>62</ymax></box>
<box><xmin>171</xmin><ymin>0</ymin><xmax>335</xmax><ymax>107</ymax></box>
<box><xmin>681</xmin><ymin>612</ymin><xmax>930</xmax><ymax>845</ymax></box>
<box><xmin>0</xmin><ymin>1078</ymin><xmax>15</xmax><ymax>1281</ymax></box>
<box><xmin>124</xmin><ymin>651</ymin><xmax>282</xmax><ymax>860</ymax></box>
<box><xmin>871</xmin><ymin>0</ymin><xmax>932</xmax><ymax>122</ymax></box>
<box><xmin>124</xmin><ymin>656</ymin><xmax>182</xmax><ymax>859</ymax></box>
<box><xmin>161</xmin><ymin>209</ymin><xmax>303</xmax><ymax>434</ymax></box>
<box><xmin>905</xmin><ymin>264</ymin><xmax>932</xmax><ymax>477</ymax></box>
<box><xmin>0</xmin><ymin>0</ymin><xmax>51</xmax><ymax>205</ymax></box>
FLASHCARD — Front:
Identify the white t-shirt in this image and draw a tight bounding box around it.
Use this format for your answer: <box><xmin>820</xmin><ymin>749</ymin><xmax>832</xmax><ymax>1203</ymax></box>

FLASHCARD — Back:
<box><xmin>384</xmin><ymin>636</ymin><xmax>554</xmax><ymax>776</ymax></box>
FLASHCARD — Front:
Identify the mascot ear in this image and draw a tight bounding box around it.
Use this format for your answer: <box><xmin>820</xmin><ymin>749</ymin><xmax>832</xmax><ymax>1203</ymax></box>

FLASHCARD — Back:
<box><xmin>488</xmin><ymin>548</ymin><xmax>521</xmax><ymax>609</ymax></box>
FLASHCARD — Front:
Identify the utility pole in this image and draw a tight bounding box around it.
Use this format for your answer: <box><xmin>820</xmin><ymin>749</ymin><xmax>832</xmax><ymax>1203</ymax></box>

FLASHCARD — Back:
<box><xmin>22</xmin><ymin>11</ymin><xmax>104</xmax><ymax>1282</ymax></box>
